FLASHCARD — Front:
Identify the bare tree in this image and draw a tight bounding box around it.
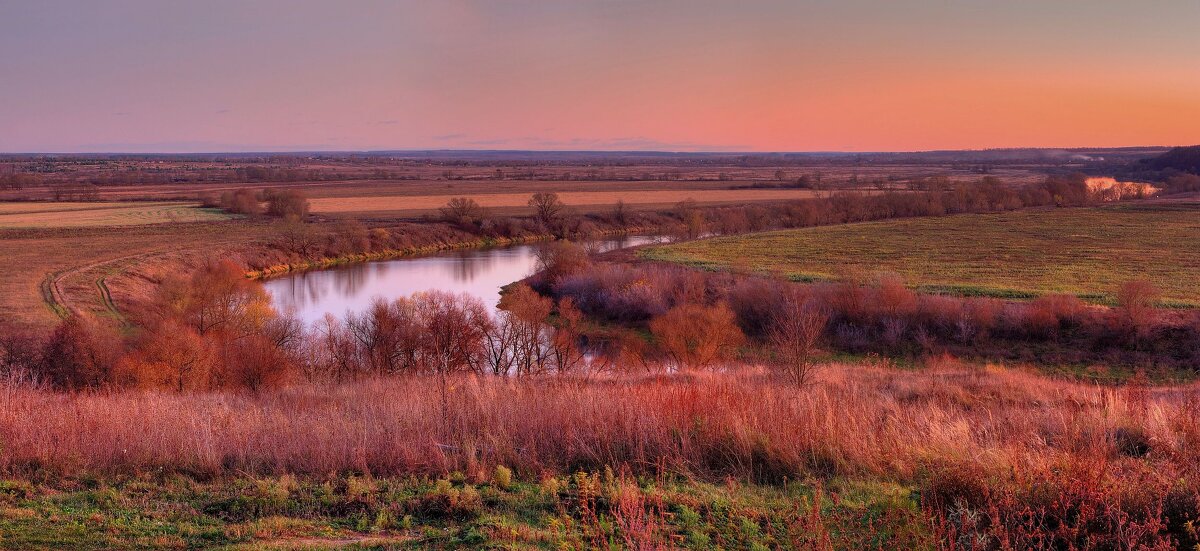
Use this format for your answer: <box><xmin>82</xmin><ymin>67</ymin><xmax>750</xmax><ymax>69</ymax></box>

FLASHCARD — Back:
<box><xmin>273</xmin><ymin>219</ymin><xmax>323</xmax><ymax>257</ymax></box>
<box><xmin>612</xmin><ymin>199</ymin><xmax>630</xmax><ymax>225</ymax></box>
<box><xmin>1118</xmin><ymin>279</ymin><xmax>1161</xmax><ymax>343</ymax></box>
<box><xmin>528</xmin><ymin>192</ymin><xmax>565</xmax><ymax>230</ymax></box>
<box><xmin>440</xmin><ymin>197</ymin><xmax>488</xmax><ymax>227</ymax></box>
<box><xmin>770</xmin><ymin>291</ymin><xmax>829</xmax><ymax>387</ymax></box>
<box><xmin>498</xmin><ymin>284</ymin><xmax>552</xmax><ymax>376</ymax></box>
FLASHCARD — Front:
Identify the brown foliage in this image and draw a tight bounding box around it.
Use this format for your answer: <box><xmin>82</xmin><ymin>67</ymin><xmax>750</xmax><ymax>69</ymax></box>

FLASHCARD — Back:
<box><xmin>218</xmin><ymin>188</ymin><xmax>260</xmax><ymax>215</ymax></box>
<box><xmin>38</xmin><ymin>316</ymin><xmax>122</xmax><ymax>390</ymax></box>
<box><xmin>533</xmin><ymin>241</ymin><xmax>590</xmax><ymax>286</ymax></box>
<box><xmin>117</xmin><ymin>321</ymin><xmax>214</xmax><ymax>391</ymax></box>
<box><xmin>153</xmin><ymin>260</ymin><xmax>276</xmax><ymax>339</ymax></box>
<box><xmin>649</xmin><ymin>303</ymin><xmax>744</xmax><ymax>369</ymax></box>
<box><xmin>262</xmin><ymin>188</ymin><xmax>310</xmax><ymax>220</ymax></box>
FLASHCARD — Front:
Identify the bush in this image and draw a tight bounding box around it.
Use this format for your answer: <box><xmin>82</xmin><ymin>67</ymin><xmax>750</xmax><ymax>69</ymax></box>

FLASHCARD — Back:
<box><xmin>649</xmin><ymin>303</ymin><xmax>744</xmax><ymax>369</ymax></box>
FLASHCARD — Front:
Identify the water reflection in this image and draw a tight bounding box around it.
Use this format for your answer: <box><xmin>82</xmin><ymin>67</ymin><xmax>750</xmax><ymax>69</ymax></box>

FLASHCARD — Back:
<box><xmin>265</xmin><ymin>235</ymin><xmax>667</xmax><ymax>325</ymax></box>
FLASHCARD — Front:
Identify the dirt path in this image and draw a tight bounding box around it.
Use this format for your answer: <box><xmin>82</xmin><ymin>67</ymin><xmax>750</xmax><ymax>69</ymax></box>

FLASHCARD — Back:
<box><xmin>42</xmin><ymin>236</ymin><xmax>258</xmax><ymax>325</ymax></box>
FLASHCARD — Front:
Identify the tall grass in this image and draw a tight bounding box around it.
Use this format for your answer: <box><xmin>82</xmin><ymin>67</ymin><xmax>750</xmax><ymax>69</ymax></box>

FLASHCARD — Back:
<box><xmin>3</xmin><ymin>361</ymin><xmax>1197</xmax><ymax>545</ymax></box>
<box><xmin>1</xmin><ymin>362</ymin><xmax>1194</xmax><ymax>482</ymax></box>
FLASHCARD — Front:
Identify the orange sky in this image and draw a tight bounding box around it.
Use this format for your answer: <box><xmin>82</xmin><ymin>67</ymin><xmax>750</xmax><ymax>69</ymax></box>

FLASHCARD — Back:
<box><xmin>1</xmin><ymin>1</ymin><xmax>1197</xmax><ymax>152</ymax></box>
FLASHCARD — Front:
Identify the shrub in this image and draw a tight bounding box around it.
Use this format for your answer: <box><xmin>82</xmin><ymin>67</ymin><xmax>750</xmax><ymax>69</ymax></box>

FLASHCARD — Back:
<box><xmin>649</xmin><ymin>303</ymin><xmax>744</xmax><ymax>369</ymax></box>
<box><xmin>493</xmin><ymin>465</ymin><xmax>513</xmax><ymax>490</ymax></box>
<box><xmin>219</xmin><ymin>189</ymin><xmax>260</xmax><ymax>215</ymax></box>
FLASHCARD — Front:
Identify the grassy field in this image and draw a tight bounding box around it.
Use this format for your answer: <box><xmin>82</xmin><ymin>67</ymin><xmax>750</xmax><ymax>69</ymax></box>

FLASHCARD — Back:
<box><xmin>642</xmin><ymin>202</ymin><xmax>1200</xmax><ymax>305</ymax></box>
<box><xmin>0</xmin><ymin>202</ymin><xmax>232</xmax><ymax>229</ymax></box>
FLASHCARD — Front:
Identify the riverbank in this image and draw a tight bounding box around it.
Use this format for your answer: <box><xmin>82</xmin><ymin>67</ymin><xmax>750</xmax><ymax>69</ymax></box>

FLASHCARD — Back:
<box><xmin>246</xmin><ymin>224</ymin><xmax>668</xmax><ymax>280</ymax></box>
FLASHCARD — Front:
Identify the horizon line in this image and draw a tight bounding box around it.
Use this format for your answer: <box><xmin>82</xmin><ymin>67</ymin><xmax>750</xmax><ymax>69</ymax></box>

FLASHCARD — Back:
<box><xmin>0</xmin><ymin>144</ymin><xmax>1185</xmax><ymax>157</ymax></box>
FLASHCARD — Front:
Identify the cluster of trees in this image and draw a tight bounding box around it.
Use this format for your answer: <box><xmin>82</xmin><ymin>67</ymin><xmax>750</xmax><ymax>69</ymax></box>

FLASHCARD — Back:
<box><xmin>49</xmin><ymin>182</ymin><xmax>100</xmax><ymax>201</ymax></box>
<box><xmin>305</xmin><ymin>284</ymin><xmax>587</xmax><ymax>382</ymax></box>
<box><xmin>207</xmin><ymin>188</ymin><xmax>310</xmax><ymax>220</ymax></box>
<box><xmin>0</xmin><ymin>172</ymin><xmax>41</xmax><ymax>190</ymax></box>
<box><xmin>547</xmin><ymin>259</ymin><xmax>1200</xmax><ymax>376</ymax></box>
<box><xmin>1163</xmin><ymin>173</ymin><xmax>1200</xmax><ymax>194</ymax></box>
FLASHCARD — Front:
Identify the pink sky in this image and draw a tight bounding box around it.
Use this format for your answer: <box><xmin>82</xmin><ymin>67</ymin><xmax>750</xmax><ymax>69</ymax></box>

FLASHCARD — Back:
<box><xmin>1</xmin><ymin>1</ymin><xmax>1197</xmax><ymax>153</ymax></box>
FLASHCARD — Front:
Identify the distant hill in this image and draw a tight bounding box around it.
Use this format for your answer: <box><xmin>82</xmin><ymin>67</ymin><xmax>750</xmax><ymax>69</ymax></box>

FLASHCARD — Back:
<box><xmin>1144</xmin><ymin>145</ymin><xmax>1200</xmax><ymax>174</ymax></box>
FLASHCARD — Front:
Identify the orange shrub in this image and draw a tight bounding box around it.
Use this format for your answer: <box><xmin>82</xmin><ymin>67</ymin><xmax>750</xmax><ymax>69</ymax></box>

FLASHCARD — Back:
<box><xmin>649</xmin><ymin>303</ymin><xmax>744</xmax><ymax>369</ymax></box>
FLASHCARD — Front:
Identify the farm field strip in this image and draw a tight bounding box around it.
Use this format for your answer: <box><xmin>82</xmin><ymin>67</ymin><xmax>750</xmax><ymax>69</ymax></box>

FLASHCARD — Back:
<box><xmin>642</xmin><ymin>203</ymin><xmax>1200</xmax><ymax>305</ymax></box>
<box><xmin>308</xmin><ymin>188</ymin><xmax>824</xmax><ymax>215</ymax></box>
<box><xmin>0</xmin><ymin>201</ymin><xmax>232</xmax><ymax>228</ymax></box>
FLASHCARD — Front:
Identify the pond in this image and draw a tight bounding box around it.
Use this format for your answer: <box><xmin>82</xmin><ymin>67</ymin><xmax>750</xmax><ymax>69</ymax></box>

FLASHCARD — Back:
<box><xmin>264</xmin><ymin>235</ymin><xmax>668</xmax><ymax>325</ymax></box>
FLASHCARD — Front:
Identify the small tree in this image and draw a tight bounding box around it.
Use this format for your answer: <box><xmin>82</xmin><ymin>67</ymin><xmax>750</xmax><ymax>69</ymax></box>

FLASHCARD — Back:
<box><xmin>770</xmin><ymin>292</ymin><xmax>829</xmax><ymax>387</ymax></box>
<box><xmin>219</xmin><ymin>188</ymin><xmax>261</xmax><ymax>215</ymax></box>
<box><xmin>39</xmin><ymin>316</ymin><xmax>122</xmax><ymax>390</ymax></box>
<box><xmin>550</xmin><ymin>297</ymin><xmax>587</xmax><ymax>375</ymax></box>
<box><xmin>612</xmin><ymin>199</ymin><xmax>630</xmax><ymax>225</ymax></box>
<box><xmin>118</xmin><ymin>321</ymin><xmax>214</xmax><ymax>392</ymax></box>
<box><xmin>1118</xmin><ymin>279</ymin><xmax>1161</xmax><ymax>343</ymax></box>
<box><xmin>440</xmin><ymin>197</ymin><xmax>488</xmax><ymax>227</ymax></box>
<box><xmin>529</xmin><ymin>192</ymin><xmax>565</xmax><ymax>230</ymax></box>
<box><xmin>274</xmin><ymin>219</ymin><xmax>323</xmax><ymax>256</ymax></box>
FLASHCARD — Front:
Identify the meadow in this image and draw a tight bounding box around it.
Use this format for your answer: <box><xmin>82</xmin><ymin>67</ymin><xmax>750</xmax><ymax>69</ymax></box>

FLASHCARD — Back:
<box><xmin>642</xmin><ymin>202</ymin><xmax>1200</xmax><ymax>305</ymax></box>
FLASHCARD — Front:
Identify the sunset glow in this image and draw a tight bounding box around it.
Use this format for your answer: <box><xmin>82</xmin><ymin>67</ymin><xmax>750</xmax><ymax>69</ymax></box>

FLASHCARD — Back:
<box><xmin>1</xmin><ymin>1</ymin><xmax>1197</xmax><ymax>152</ymax></box>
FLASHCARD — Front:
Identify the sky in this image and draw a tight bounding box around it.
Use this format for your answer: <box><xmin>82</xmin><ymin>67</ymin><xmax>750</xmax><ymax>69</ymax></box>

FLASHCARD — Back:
<box><xmin>1</xmin><ymin>0</ymin><xmax>1197</xmax><ymax>153</ymax></box>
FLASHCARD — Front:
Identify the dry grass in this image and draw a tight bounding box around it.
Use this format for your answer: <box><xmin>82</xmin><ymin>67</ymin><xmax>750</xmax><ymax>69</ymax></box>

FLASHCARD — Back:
<box><xmin>0</xmin><ymin>201</ymin><xmax>233</xmax><ymax>229</ymax></box>
<box><xmin>0</xmin><ymin>362</ymin><xmax>1192</xmax><ymax>483</ymax></box>
<box><xmin>308</xmin><ymin>189</ymin><xmax>824</xmax><ymax>217</ymax></box>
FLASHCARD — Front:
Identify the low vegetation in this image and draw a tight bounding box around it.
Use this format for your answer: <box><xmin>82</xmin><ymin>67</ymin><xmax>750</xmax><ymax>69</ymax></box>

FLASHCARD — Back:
<box><xmin>0</xmin><ymin>362</ymin><xmax>1196</xmax><ymax>548</ymax></box>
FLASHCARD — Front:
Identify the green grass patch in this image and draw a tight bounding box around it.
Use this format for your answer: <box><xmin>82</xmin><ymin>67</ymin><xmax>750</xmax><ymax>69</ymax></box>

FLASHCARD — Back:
<box><xmin>0</xmin><ymin>473</ymin><xmax>933</xmax><ymax>549</ymax></box>
<box><xmin>642</xmin><ymin>204</ymin><xmax>1200</xmax><ymax>306</ymax></box>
